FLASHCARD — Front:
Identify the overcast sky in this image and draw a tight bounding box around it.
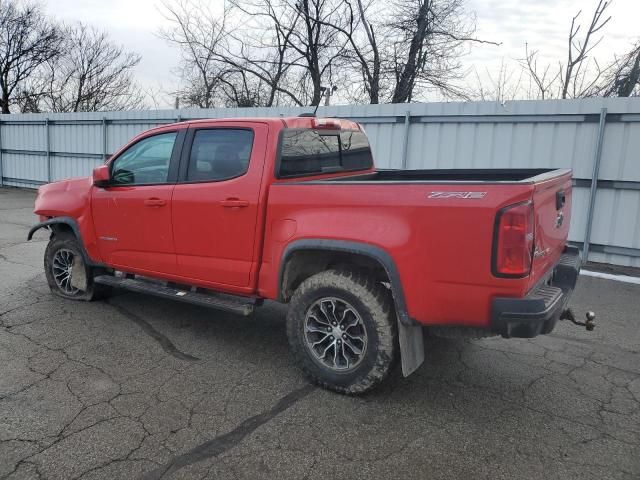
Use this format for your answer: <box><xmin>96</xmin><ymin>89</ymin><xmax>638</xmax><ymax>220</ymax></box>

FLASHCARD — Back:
<box><xmin>43</xmin><ymin>0</ymin><xmax>639</xmax><ymax>107</ymax></box>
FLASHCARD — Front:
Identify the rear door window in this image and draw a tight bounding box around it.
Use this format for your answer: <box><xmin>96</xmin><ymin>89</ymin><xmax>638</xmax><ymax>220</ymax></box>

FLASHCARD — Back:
<box><xmin>278</xmin><ymin>129</ymin><xmax>373</xmax><ymax>178</ymax></box>
<box><xmin>186</xmin><ymin>129</ymin><xmax>254</xmax><ymax>182</ymax></box>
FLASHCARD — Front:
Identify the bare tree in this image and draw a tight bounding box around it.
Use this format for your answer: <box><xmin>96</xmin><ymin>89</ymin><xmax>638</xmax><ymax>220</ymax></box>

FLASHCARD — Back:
<box><xmin>595</xmin><ymin>41</ymin><xmax>640</xmax><ymax>97</ymax></box>
<box><xmin>159</xmin><ymin>0</ymin><xmax>229</xmax><ymax>108</ymax></box>
<box><xmin>160</xmin><ymin>0</ymin><xmax>302</xmax><ymax>107</ymax></box>
<box><xmin>470</xmin><ymin>59</ymin><xmax>526</xmax><ymax>103</ymax></box>
<box><xmin>310</xmin><ymin>0</ymin><xmax>494</xmax><ymax>104</ymax></box>
<box><xmin>222</xmin><ymin>0</ymin><xmax>305</xmax><ymax>106</ymax></box>
<box><xmin>35</xmin><ymin>23</ymin><xmax>143</xmax><ymax>112</ymax></box>
<box><xmin>354</xmin><ymin>0</ymin><xmax>382</xmax><ymax>103</ymax></box>
<box><xmin>232</xmin><ymin>0</ymin><xmax>351</xmax><ymax>107</ymax></box>
<box><xmin>560</xmin><ymin>0</ymin><xmax>611</xmax><ymax>98</ymax></box>
<box><xmin>285</xmin><ymin>0</ymin><xmax>352</xmax><ymax>106</ymax></box>
<box><xmin>159</xmin><ymin>0</ymin><xmax>501</xmax><ymax>106</ymax></box>
<box><xmin>222</xmin><ymin>0</ymin><xmax>352</xmax><ymax>106</ymax></box>
<box><xmin>216</xmin><ymin>68</ymin><xmax>266</xmax><ymax>107</ymax></box>
<box><xmin>142</xmin><ymin>84</ymin><xmax>170</xmax><ymax>110</ymax></box>
<box><xmin>520</xmin><ymin>43</ymin><xmax>561</xmax><ymax>100</ymax></box>
<box><xmin>305</xmin><ymin>0</ymin><xmax>383</xmax><ymax>103</ymax></box>
<box><xmin>387</xmin><ymin>0</ymin><xmax>496</xmax><ymax>103</ymax></box>
<box><xmin>339</xmin><ymin>0</ymin><xmax>383</xmax><ymax>103</ymax></box>
<box><xmin>522</xmin><ymin>0</ymin><xmax>612</xmax><ymax>100</ymax></box>
<box><xmin>0</xmin><ymin>0</ymin><xmax>61</xmax><ymax>113</ymax></box>
<box><xmin>161</xmin><ymin>0</ymin><xmax>352</xmax><ymax>107</ymax></box>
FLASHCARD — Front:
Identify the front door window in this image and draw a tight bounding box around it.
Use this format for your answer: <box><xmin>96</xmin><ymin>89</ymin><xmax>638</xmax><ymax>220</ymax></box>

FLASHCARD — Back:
<box><xmin>111</xmin><ymin>132</ymin><xmax>177</xmax><ymax>185</ymax></box>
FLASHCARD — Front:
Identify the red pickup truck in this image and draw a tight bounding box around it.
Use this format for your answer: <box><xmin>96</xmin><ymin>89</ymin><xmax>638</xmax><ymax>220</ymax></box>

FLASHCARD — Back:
<box><xmin>28</xmin><ymin>115</ymin><xmax>584</xmax><ymax>394</ymax></box>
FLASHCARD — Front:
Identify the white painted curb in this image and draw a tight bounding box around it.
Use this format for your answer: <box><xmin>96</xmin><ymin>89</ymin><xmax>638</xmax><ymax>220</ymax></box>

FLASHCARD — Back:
<box><xmin>580</xmin><ymin>270</ymin><xmax>640</xmax><ymax>285</ymax></box>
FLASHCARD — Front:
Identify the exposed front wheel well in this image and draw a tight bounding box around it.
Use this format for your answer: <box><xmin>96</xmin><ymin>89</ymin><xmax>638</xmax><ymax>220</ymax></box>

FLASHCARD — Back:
<box><xmin>49</xmin><ymin>222</ymin><xmax>74</xmax><ymax>238</ymax></box>
<box><xmin>28</xmin><ymin>217</ymin><xmax>102</xmax><ymax>268</ymax></box>
<box><xmin>28</xmin><ymin>216</ymin><xmax>77</xmax><ymax>242</ymax></box>
<box><xmin>280</xmin><ymin>249</ymin><xmax>391</xmax><ymax>302</ymax></box>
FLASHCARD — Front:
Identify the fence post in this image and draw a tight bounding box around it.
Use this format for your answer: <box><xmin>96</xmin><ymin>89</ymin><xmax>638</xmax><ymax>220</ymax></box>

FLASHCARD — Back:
<box><xmin>0</xmin><ymin>118</ymin><xmax>3</xmax><ymax>187</ymax></box>
<box><xmin>45</xmin><ymin>118</ymin><xmax>51</xmax><ymax>182</ymax></box>
<box><xmin>102</xmin><ymin>117</ymin><xmax>107</xmax><ymax>161</ymax></box>
<box><xmin>582</xmin><ymin>107</ymin><xmax>607</xmax><ymax>262</ymax></box>
<box><xmin>401</xmin><ymin>110</ymin><xmax>411</xmax><ymax>169</ymax></box>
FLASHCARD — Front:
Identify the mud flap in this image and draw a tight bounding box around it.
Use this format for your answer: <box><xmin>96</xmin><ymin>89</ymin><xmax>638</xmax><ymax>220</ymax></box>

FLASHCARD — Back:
<box><xmin>70</xmin><ymin>255</ymin><xmax>88</xmax><ymax>291</ymax></box>
<box><xmin>397</xmin><ymin>318</ymin><xmax>424</xmax><ymax>377</ymax></box>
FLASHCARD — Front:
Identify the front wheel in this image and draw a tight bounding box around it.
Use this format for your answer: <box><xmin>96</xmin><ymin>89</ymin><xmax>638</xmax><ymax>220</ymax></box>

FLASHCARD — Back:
<box><xmin>44</xmin><ymin>233</ymin><xmax>105</xmax><ymax>301</ymax></box>
<box><xmin>286</xmin><ymin>269</ymin><xmax>398</xmax><ymax>394</ymax></box>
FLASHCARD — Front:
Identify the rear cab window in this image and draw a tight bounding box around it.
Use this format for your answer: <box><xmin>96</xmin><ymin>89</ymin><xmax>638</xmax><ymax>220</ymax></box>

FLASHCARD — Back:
<box><xmin>186</xmin><ymin>129</ymin><xmax>254</xmax><ymax>182</ymax></box>
<box><xmin>277</xmin><ymin>129</ymin><xmax>373</xmax><ymax>178</ymax></box>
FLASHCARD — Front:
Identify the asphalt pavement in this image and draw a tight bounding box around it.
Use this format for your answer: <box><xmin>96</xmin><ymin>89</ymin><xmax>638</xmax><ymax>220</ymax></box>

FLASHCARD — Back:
<box><xmin>1</xmin><ymin>186</ymin><xmax>639</xmax><ymax>480</ymax></box>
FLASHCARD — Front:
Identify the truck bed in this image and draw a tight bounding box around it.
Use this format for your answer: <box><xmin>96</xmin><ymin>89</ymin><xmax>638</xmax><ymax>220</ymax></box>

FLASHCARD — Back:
<box><xmin>265</xmin><ymin>167</ymin><xmax>573</xmax><ymax>328</ymax></box>
<box><xmin>314</xmin><ymin>168</ymin><xmax>568</xmax><ymax>183</ymax></box>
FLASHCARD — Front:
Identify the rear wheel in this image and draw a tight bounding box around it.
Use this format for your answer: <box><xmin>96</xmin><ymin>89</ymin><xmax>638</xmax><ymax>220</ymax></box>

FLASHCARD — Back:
<box><xmin>44</xmin><ymin>233</ymin><xmax>106</xmax><ymax>301</ymax></box>
<box><xmin>286</xmin><ymin>269</ymin><xmax>398</xmax><ymax>394</ymax></box>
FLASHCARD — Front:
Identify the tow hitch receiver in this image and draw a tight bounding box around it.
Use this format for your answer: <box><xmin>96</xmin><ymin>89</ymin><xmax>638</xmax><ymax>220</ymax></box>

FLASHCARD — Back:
<box><xmin>560</xmin><ymin>308</ymin><xmax>596</xmax><ymax>331</ymax></box>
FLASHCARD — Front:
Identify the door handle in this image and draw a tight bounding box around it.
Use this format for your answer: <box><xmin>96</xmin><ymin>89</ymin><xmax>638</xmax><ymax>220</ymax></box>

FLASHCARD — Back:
<box><xmin>144</xmin><ymin>198</ymin><xmax>166</xmax><ymax>207</ymax></box>
<box><xmin>220</xmin><ymin>198</ymin><xmax>249</xmax><ymax>208</ymax></box>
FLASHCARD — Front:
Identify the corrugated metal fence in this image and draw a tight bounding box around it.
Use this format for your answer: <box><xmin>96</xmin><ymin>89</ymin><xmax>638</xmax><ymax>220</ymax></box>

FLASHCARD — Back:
<box><xmin>1</xmin><ymin>98</ymin><xmax>639</xmax><ymax>267</ymax></box>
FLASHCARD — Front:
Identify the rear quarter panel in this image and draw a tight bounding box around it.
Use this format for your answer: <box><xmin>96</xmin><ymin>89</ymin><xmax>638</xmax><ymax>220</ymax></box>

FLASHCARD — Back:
<box><xmin>260</xmin><ymin>181</ymin><xmax>537</xmax><ymax>327</ymax></box>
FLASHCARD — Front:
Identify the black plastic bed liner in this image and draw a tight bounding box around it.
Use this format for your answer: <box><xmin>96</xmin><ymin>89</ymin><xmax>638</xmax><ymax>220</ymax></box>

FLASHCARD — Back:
<box><xmin>337</xmin><ymin>168</ymin><xmax>557</xmax><ymax>182</ymax></box>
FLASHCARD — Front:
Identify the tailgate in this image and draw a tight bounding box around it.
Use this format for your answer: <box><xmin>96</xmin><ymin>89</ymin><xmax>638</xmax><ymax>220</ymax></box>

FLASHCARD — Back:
<box><xmin>528</xmin><ymin>170</ymin><xmax>573</xmax><ymax>290</ymax></box>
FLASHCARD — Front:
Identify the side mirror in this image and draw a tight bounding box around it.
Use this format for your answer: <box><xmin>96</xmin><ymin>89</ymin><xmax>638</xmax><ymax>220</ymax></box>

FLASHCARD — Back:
<box><xmin>92</xmin><ymin>165</ymin><xmax>110</xmax><ymax>187</ymax></box>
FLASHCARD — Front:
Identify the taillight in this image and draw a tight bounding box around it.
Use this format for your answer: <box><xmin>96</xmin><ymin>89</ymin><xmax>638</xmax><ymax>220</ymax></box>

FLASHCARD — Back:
<box><xmin>493</xmin><ymin>202</ymin><xmax>534</xmax><ymax>277</ymax></box>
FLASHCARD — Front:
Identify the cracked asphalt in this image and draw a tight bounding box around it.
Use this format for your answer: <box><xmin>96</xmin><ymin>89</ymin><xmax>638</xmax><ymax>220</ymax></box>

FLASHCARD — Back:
<box><xmin>1</xmin><ymin>186</ymin><xmax>639</xmax><ymax>480</ymax></box>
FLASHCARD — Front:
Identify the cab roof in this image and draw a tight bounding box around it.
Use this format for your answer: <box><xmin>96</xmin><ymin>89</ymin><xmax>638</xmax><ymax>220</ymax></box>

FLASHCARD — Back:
<box><xmin>161</xmin><ymin>116</ymin><xmax>361</xmax><ymax>131</ymax></box>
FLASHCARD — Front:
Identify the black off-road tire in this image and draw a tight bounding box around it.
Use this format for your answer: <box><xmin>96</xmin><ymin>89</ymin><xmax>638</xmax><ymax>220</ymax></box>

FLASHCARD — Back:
<box><xmin>44</xmin><ymin>232</ymin><xmax>108</xmax><ymax>301</ymax></box>
<box><xmin>286</xmin><ymin>269</ymin><xmax>398</xmax><ymax>394</ymax></box>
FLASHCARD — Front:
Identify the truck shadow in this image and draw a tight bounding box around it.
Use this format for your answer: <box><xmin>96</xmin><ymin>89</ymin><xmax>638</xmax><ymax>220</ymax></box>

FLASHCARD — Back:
<box><xmin>102</xmin><ymin>290</ymin><xmax>618</xmax><ymax>413</ymax></box>
<box><xmin>105</xmin><ymin>292</ymin><xmax>477</xmax><ymax>395</ymax></box>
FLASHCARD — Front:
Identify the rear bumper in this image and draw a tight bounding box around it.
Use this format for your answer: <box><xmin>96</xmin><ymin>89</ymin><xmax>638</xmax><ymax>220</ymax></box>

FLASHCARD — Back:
<box><xmin>490</xmin><ymin>246</ymin><xmax>581</xmax><ymax>338</ymax></box>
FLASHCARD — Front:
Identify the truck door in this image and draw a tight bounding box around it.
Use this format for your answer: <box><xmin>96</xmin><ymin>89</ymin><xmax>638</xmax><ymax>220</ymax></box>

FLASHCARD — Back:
<box><xmin>171</xmin><ymin>122</ymin><xmax>268</xmax><ymax>290</ymax></box>
<box><xmin>92</xmin><ymin>129</ymin><xmax>184</xmax><ymax>275</ymax></box>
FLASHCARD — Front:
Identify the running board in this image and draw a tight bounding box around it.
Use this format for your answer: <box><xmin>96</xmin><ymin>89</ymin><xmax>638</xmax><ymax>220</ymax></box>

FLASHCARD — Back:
<box><xmin>94</xmin><ymin>275</ymin><xmax>256</xmax><ymax>316</ymax></box>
